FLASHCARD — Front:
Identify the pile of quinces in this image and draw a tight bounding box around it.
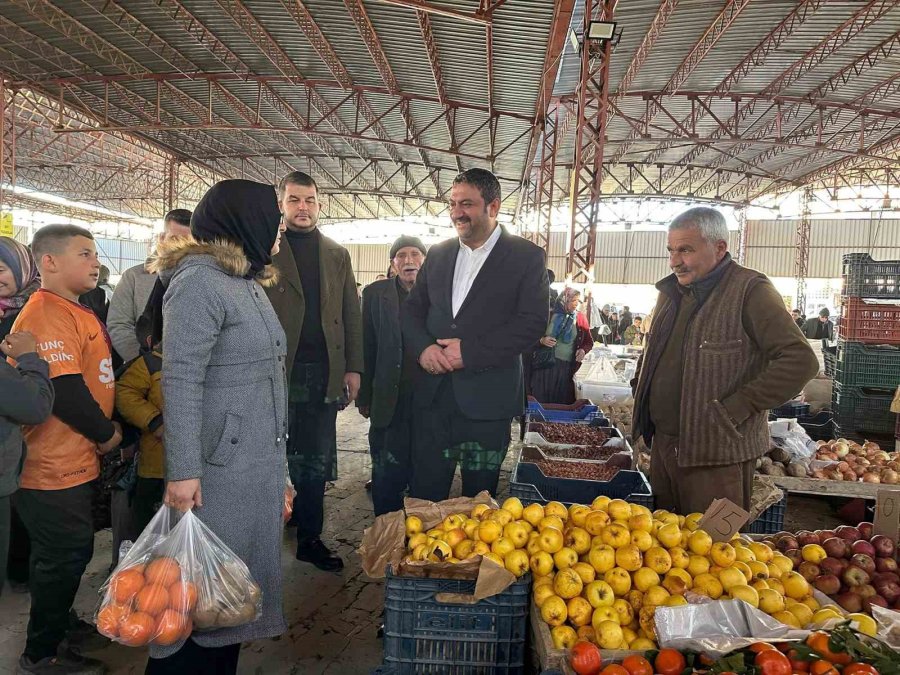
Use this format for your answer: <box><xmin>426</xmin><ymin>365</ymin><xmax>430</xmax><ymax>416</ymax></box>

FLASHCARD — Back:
<box><xmin>403</xmin><ymin>496</ymin><xmax>868</xmax><ymax>651</ymax></box>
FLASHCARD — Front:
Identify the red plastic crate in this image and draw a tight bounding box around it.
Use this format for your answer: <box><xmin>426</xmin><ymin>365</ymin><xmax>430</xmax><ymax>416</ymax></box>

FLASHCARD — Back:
<box><xmin>839</xmin><ymin>297</ymin><xmax>900</xmax><ymax>345</ymax></box>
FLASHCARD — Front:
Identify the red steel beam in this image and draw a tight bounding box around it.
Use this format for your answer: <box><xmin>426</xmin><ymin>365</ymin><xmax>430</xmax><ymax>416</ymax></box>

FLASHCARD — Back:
<box><xmin>417</xmin><ymin>9</ymin><xmax>463</xmax><ymax>174</ymax></box>
<box><xmin>376</xmin><ymin>0</ymin><xmax>491</xmax><ymax>25</ymax></box>
<box><xmin>568</xmin><ymin>0</ymin><xmax>616</xmax><ymax>283</ymax></box>
<box><xmin>604</xmin><ymin>0</ymin><xmax>751</xmax><ymax>166</ymax></box>
<box><xmin>663</xmin><ymin>0</ymin><xmax>895</xmax><ymax>195</ymax></box>
<box><xmin>514</xmin><ymin>0</ymin><xmax>576</xmax><ymax>224</ymax></box>
<box><xmin>343</xmin><ymin>0</ymin><xmax>442</xmax><ymax>195</ymax></box>
<box><xmin>640</xmin><ymin>0</ymin><xmax>826</xmax><ymax>166</ymax></box>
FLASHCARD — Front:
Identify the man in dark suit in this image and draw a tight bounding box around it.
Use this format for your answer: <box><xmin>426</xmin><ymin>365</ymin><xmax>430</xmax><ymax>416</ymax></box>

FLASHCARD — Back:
<box><xmin>403</xmin><ymin>169</ymin><xmax>549</xmax><ymax>500</ymax></box>
<box><xmin>358</xmin><ymin>235</ymin><xmax>427</xmax><ymax>515</ymax></box>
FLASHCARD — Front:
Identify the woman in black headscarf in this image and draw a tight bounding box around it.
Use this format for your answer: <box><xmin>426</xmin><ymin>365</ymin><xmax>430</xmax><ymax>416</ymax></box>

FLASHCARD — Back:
<box><xmin>145</xmin><ymin>180</ymin><xmax>287</xmax><ymax>674</ymax></box>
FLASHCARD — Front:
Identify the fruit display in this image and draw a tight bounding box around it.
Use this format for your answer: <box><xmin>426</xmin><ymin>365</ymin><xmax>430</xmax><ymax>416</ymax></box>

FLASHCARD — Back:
<box><xmin>810</xmin><ymin>439</ymin><xmax>899</xmax><ymax>484</ymax></box>
<box><xmin>567</xmin><ymin>623</ymin><xmax>898</xmax><ymax>675</ymax></box>
<box><xmin>760</xmin><ymin>523</ymin><xmax>899</xmax><ymax>616</ymax></box>
<box><xmin>541</xmin><ymin>444</ymin><xmax>624</xmax><ymax>461</ymax></box>
<box><xmin>403</xmin><ymin>496</ymin><xmax>831</xmax><ymax>652</ymax></box>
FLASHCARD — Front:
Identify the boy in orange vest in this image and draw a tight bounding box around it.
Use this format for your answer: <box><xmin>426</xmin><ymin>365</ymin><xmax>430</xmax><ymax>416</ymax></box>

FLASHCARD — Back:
<box><xmin>11</xmin><ymin>225</ymin><xmax>121</xmax><ymax>674</ymax></box>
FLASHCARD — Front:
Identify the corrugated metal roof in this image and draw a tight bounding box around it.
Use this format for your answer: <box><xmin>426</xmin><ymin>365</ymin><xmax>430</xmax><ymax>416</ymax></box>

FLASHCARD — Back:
<box><xmin>2</xmin><ymin>0</ymin><xmax>897</xmax><ymax>224</ymax></box>
<box><xmin>0</xmin><ymin>0</ymin><xmax>556</xmax><ymax>220</ymax></box>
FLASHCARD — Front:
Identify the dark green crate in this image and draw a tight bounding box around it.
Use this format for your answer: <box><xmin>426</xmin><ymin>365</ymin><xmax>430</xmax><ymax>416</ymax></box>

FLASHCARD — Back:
<box><xmin>832</xmin><ymin>383</ymin><xmax>897</xmax><ymax>437</ymax></box>
<box><xmin>834</xmin><ymin>341</ymin><xmax>900</xmax><ymax>389</ymax></box>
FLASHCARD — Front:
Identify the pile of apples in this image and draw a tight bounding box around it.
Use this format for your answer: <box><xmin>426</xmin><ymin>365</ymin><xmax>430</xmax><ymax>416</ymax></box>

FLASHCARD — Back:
<box><xmin>811</xmin><ymin>439</ymin><xmax>899</xmax><ymax>484</ymax></box>
<box><xmin>761</xmin><ymin>523</ymin><xmax>898</xmax><ymax>615</ymax></box>
<box><xmin>402</xmin><ymin>497</ymin><xmax>837</xmax><ymax>653</ymax></box>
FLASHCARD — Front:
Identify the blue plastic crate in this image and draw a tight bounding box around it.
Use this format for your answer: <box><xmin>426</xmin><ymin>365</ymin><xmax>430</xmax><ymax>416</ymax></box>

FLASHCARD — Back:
<box><xmin>510</xmin><ymin>463</ymin><xmax>654</xmax><ymax>509</ymax></box>
<box><xmin>382</xmin><ymin>569</ymin><xmax>530</xmax><ymax>674</ymax></box>
<box><xmin>742</xmin><ymin>495</ymin><xmax>787</xmax><ymax>535</ymax></box>
<box><xmin>526</xmin><ymin>399</ymin><xmax>600</xmax><ymax>422</ymax></box>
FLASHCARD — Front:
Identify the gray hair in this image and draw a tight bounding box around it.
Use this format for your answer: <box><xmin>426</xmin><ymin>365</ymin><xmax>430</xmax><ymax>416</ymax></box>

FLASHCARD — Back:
<box><xmin>668</xmin><ymin>207</ymin><xmax>729</xmax><ymax>244</ymax></box>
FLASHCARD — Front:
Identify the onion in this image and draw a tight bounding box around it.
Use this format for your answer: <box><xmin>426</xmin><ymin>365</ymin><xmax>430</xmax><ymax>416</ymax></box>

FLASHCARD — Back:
<box><xmin>837</xmin><ymin>461</ymin><xmax>850</xmax><ymax>472</ymax></box>
<box><xmin>834</xmin><ymin>441</ymin><xmax>850</xmax><ymax>457</ymax></box>
<box><xmin>882</xmin><ymin>470</ymin><xmax>900</xmax><ymax>485</ymax></box>
<box><xmin>863</xmin><ymin>441</ymin><xmax>880</xmax><ymax>452</ymax></box>
<box><xmin>863</xmin><ymin>472</ymin><xmax>881</xmax><ymax>483</ymax></box>
<box><xmin>842</xmin><ymin>470</ymin><xmax>858</xmax><ymax>482</ymax></box>
<box><xmin>827</xmin><ymin>470</ymin><xmax>844</xmax><ymax>481</ymax></box>
<box><xmin>888</xmin><ymin>461</ymin><xmax>900</xmax><ymax>472</ymax></box>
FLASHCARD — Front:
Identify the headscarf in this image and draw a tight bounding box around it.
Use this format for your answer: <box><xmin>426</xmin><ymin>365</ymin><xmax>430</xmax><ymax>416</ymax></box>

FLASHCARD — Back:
<box><xmin>0</xmin><ymin>236</ymin><xmax>40</xmax><ymax>319</ymax></box>
<box><xmin>191</xmin><ymin>179</ymin><xmax>281</xmax><ymax>278</ymax></box>
<box><xmin>547</xmin><ymin>287</ymin><xmax>579</xmax><ymax>343</ymax></box>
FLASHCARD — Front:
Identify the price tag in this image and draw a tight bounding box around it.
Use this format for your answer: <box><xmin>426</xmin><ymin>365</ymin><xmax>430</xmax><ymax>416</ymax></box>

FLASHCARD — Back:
<box><xmin>698</xmin><ymin>498</ymin><xmax>750</xmax><ymax>542</ymax></box>
<box><xmin>873</xmin><ymin>488</ymin><xmax>900</xmax><ymax>543</ymax></box>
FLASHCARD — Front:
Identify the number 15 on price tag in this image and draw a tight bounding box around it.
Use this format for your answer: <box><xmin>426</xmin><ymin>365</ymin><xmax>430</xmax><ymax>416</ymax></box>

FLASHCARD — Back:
<box><xmin>698</xmin><ymin>498</ymin><xmax>750</xmax><ymax>542</ymax></box>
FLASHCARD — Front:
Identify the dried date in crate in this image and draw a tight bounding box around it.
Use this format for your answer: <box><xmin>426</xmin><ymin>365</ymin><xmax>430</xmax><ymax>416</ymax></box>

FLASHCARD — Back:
<box><xmin>533</xmin><ymin>459</ymin><xmax>621</xmax><ymax>481</ymax></box>
<box><xmin>528</xmin><ymin>422</ymin><xmax>613</xmax><ymax>445</ymax></box>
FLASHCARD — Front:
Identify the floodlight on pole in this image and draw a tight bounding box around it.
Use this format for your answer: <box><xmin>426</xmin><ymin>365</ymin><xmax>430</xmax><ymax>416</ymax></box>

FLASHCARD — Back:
<box><xmin>587</xmin><ymin>21</ymin><xmax>616</xmax><ymax>41</ymax></box>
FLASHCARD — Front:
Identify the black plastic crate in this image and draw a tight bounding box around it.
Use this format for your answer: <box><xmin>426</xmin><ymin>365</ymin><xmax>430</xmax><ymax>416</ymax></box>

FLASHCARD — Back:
<box><xmin>832</xmin><ymin>383</ymin><xmax>897</xmax><ymax>437</ymax></box>
<box><xmin>772</xmin><ymin>401</ymin><xmax>811</xmax><ymax>418</ymax></box>
<box><xmin>842</xmin><ymin>253</ymin><xmax>900</xmax><ymax>298</ymax></box>
<box><xmin>834</xmin><ymin>341</ymin><xmax>900</xmax><ymax>389</ymax></box>
<box><xmin>742</xmin><ymin>495</ymin><xmax>787</xmax><ymax>535</ymax></box>
<box><xmin>382</xmin><ymin>569</ymin><xmax>530</xmax><ymax>674</ymax></box>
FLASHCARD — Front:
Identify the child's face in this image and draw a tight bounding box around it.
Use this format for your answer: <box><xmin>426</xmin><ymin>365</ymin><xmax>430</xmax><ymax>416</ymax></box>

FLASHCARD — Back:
<box><xmin>44</xmin><ymin>236</ymin><xmax>101</xmax><ymax>296</ymax></box>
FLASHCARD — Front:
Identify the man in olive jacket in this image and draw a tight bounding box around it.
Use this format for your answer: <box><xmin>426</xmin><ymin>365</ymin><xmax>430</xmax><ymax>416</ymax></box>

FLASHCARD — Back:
<box><xmin>267</xmin><ymin>171</ymin><xmax>363</xmax><ymax>571</ymax></box>
<box><xmin>358</xmin><ymin>236</ymin><xmax>426</xmax><ymax>516</ymax></box>
<box><xmin>631</xmin><ymin>207</ymin><xmax>818</xmax><ymax>515</ymax></box>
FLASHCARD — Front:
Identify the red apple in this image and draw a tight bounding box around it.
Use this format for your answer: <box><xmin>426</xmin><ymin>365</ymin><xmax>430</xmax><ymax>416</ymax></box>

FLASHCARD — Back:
<box><xmin>819</xmin><ymin>557</ymin><xmax>845</xmax><ymax>577</ymax></box>
<box><xmin>836</xmin><ymin>525</ymin><xmax>862</xmax><ymax>542</ymax></box>
<box><xmin>776</xmin><ymin>536</ymin><xmax>800</xmax><ymax>553</ymax></box>
<box><xmin>816</xmin><ymin>529</ymin><xmax>836</xmax><ymax>541</ymax></box>
<box><xmin>852</xmin><ymin>540</ymin><xmax>877</xmax><ymax>558</ymax></box>
<box><xmin>870</xmin><ymin>534</ymin><xmax>896</xmax><ymax>558</ymax></box>
<box><xmin>856</xmin><ymin>583</ymin><xmax>877</xmax><ymax>599</ymax></box>
<box><xmin>797</xmin><ymin>530</ymin><xmax>821</xmax><ymax>547</ymax></box>
<box><xmin>858</xmin><ymin>522</ymin><xmax>874</xmax><ymax>540</ymax></box>
<box><xmin>823</xmin><ymin>537</ymin><xmax>850</xmax><ymax>559</ymax></box>
<box><xmin>784</xmin><ymin>549</ymin><xmax>803</xmax><ymax>567</ymax></box>
<box><xmin>798</xmin><ymin>561</ymin><xmax>821</xmax><ymax>582</ymax></box>
<box><xmin>875</xmin><ymin>557</ymin><xmax>899</xmax><ymax>573</ymax></box>
<box><xmin>851</xmin><ymin>553</ymin><xmax>876</xmax><ymax>577</ymax></box>
<box><xmin>813</xmin><ymin>574</ymin><xmax>841</xmax><ymax>595</ymax></box>
<box><xmin>873</xmin><ymin>577</ymin><xmax>900</xmax><ymax>604</ymax></box>
<box><xmin>842</xmin><ymin>564</ymin><xmax>871</xmax><ymax>588</ymax></box>
<box><xmin>864</xmin><ymin>595</ymin><xmax>889</xmax><ymax>612</ymax></box>
<box><xmin>835</xmin><ymin>591</ymin><xmax>863</xmax><ymax>613</ymax></box>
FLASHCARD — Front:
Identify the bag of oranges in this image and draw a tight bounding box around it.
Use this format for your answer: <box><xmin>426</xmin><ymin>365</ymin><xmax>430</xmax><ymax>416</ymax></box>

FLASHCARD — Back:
<box><xmin>95</xmin><ymin>506</ymin><xmax>262</xmax><ymax>648</ymax></box>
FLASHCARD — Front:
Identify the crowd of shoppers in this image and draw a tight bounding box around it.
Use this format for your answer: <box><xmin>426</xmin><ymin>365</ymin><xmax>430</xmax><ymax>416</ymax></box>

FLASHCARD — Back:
<box><xmin>1</xmin><ymin>177</ymin><xmax>822</xmax><ymax>674</ymax></box>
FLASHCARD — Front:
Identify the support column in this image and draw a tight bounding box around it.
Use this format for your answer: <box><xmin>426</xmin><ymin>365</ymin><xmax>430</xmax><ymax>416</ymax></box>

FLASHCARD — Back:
<box><xmin>567</xmin><ymin>0</ymin><xmax>616</xmax><ymax>283</ymax></box>
<box><xmin>0</xmin><ymin>81</ymin><xmax>16</xmax><ymax>212</ymax></box>
<box><xmin>795</xmin><ymin>187</ymin><xmax>812</xmax><ymax>313</ymax></box>
<box><xmin>534</xmin><ymin>102</ymin><xmax>559</xmax><ymax>253</ymax></box>
<box><xmin>163</xmin><ymin>157</ymin><xmax>178</xmax><ymax>212</ymax></box>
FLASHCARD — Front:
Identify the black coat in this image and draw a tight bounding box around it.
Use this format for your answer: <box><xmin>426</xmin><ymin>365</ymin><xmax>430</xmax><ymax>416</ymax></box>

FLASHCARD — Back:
<box><xmin>359</xmin><ymin>278</ymin><xmax>406</xmax><ymax>429</ymax></box>
<box><xmin>402</xmin><ymin>228</ymin><xmax>548</xmax><ymax>420</ymax></box>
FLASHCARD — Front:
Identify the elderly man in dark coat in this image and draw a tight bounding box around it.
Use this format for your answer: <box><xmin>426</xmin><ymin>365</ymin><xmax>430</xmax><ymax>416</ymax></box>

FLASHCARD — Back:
<box><xmin>358</xmin><ymin>235</ymin><xmax>427</xmax><ymax>515</ymax></box>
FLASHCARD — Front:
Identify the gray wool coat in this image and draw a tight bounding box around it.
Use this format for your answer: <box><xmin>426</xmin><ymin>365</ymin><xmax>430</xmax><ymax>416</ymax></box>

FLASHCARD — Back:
<box><xmin>153</xmin><ymin>237</ymin><xmax>288</xmax><ymax>653</ymax></box>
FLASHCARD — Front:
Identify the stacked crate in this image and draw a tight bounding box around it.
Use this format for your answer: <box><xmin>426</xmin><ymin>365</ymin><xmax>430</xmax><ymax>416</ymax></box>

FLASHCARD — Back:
<box><xmin>832</xmin><ymin>254</ymin><xmax>900</xmax><ymax>444</ymax></box>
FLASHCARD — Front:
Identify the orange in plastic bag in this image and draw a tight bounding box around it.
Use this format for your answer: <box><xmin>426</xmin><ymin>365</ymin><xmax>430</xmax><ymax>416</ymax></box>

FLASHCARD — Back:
<box><xmin>95</xmin><ymin>506</ymin><xmax>262</xmax><ymax>648</ymax></box>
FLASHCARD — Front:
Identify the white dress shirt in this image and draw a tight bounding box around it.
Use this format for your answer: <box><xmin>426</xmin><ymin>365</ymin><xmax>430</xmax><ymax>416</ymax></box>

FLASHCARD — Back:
<box><xmin>451</xmin><ymin>225</ymin><xmax>502</xmax><ymax>317</ymax></box>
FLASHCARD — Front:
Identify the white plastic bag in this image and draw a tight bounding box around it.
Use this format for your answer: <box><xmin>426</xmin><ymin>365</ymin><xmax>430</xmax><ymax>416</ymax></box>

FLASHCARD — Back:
<box><xmin>95</xmin><ymin>506</ymin><xmax>262</xmax><ymax>648</ymax></box>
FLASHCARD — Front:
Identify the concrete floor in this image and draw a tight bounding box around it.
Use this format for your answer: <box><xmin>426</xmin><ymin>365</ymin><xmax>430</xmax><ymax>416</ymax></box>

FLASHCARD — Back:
<box><xmin>0</xmin><ymin>410</ymin><xmax>845</xmax><ymax>674</ymax></box>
